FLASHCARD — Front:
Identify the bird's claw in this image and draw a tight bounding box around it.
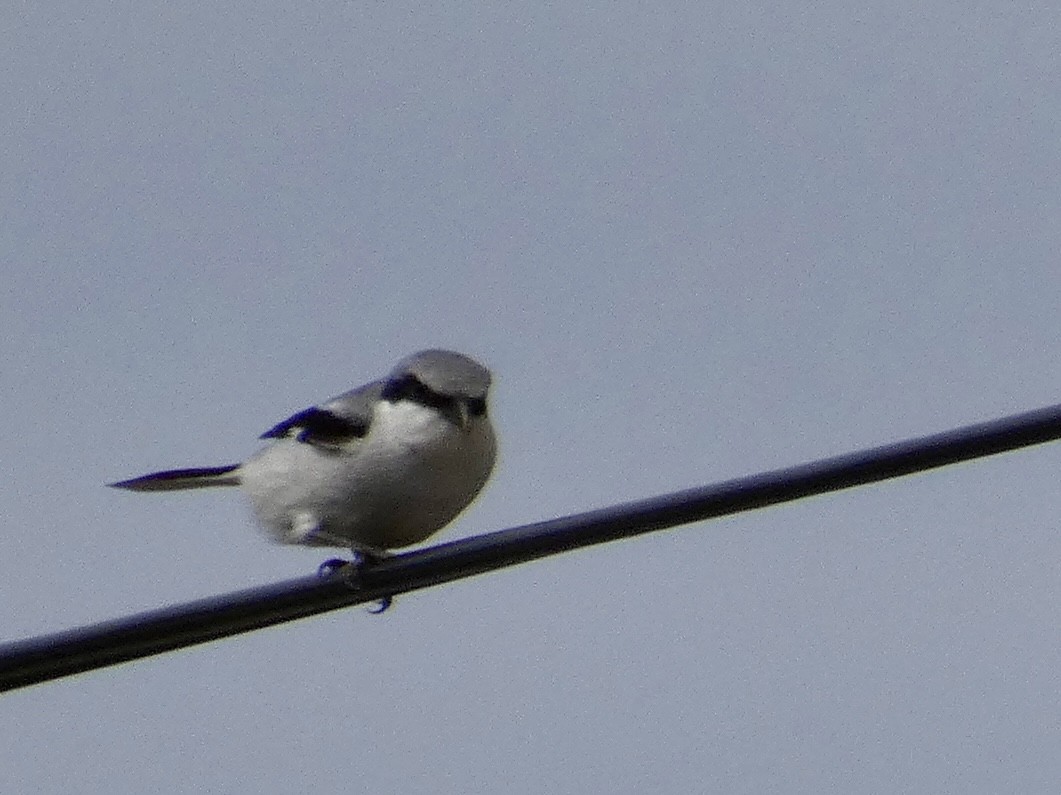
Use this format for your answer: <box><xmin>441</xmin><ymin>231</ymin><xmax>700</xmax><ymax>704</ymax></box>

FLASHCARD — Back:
<box><xmin>367</xmin><ymin>595</ymin><xmax>393</xmax><ymax>614</ymax></box>
<box><xmin>316</xmin><ymin>551</ymin><xmax>396</xmax><ymax>614</ymax></box>
<box><xmin>317</xmin><ymin>557</ymin><xmax>349</xmax><ymax>578</ymax></box>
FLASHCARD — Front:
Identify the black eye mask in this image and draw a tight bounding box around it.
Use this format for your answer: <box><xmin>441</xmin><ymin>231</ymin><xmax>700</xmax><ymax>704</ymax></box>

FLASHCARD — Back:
<box><xmin>382</xmin><ymin>374</ymin><xmax>486</xmax><ymax>417</ymax></box>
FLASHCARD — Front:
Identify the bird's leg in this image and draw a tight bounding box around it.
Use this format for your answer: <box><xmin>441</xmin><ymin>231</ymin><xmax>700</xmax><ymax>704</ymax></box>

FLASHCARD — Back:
<box><xmin>317</xmin><ymin>548</ymin><xmax>394</xmax><ymax>613</ymax></box>
<box><xmin>352</xmin><ymin>548</ymin><xmax>394</xmax><ymax>614</ymax></box>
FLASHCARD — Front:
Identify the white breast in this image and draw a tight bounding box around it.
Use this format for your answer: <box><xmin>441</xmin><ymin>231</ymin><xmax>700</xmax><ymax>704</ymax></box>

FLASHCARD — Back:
<box><xmin>237</xmin><ymin>400</ymin><xmax>497</xmax><ymax>551</ymax></box>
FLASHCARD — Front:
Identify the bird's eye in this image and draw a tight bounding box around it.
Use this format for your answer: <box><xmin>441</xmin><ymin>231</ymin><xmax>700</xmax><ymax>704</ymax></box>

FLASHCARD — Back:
<box><xmin>382</xmin><ymin>375</ymin><xmax>417</xmax><ymax>402</ymax></box>
<box><xmin>383</xmin><ymin>374</ymin><xmax>448</xmax><ymax>409</ymax></box>
<box><xmin>467</xmin><ymin>397</ymin><xmax>487</xmax><ymax>417</ymax></box>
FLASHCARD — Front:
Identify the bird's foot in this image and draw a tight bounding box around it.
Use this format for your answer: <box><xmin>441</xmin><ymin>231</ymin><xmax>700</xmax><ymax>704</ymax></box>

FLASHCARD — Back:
<box><xmin>351</xmin><ymin>549</ymin><xmax>395</xmax><ymax>613</ymax></box>
<box><xmin>366</xmin><ymin>594</ymin><xmax>393</xmax><ymax>614</ymax></box>
<box><xmin>317</xmin><ymin>550</ymin><xmax>395</xmax><ymax>614</ymax></box>
<box><xmin>317</xmin><ymin>557</ymin><xmax>349</xmax><ymax>577</ymax></box>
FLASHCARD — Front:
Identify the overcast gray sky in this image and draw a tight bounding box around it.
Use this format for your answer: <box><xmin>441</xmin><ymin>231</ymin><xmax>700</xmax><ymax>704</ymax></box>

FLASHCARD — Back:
<box><xmin>3</xmin><ymin>3</ymin><xmax>1061</xmax><ymax>793</ymax></box>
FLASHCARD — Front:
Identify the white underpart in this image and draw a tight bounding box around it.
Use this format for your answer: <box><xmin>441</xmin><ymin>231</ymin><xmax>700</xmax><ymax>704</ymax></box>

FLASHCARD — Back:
<box><xmin>236</xmin><ymin>399</ymin><xmax>496</xmax><ymax>551</ymax></box>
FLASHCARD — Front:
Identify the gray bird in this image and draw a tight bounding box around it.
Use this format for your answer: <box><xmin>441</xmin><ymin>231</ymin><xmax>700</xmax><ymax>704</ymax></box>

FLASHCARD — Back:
<box><xmin>111</xmin><ymin>350</ymin><xmax>497</xmax><ymax>558</ymax></box>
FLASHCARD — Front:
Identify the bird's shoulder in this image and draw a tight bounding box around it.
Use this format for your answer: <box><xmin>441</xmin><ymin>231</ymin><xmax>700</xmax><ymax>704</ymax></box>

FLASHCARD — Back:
<box><xmin>259</xmin><ymin>380</ymin><xmax>384</xmax><ymax>447</ymax></box>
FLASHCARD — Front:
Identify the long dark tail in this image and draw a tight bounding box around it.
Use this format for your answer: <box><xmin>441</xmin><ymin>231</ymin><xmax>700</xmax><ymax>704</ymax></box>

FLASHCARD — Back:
<box><xmin>109</xmin><ymin>464</ymin><xmax>241</xmax><ymax>492</ymax></box>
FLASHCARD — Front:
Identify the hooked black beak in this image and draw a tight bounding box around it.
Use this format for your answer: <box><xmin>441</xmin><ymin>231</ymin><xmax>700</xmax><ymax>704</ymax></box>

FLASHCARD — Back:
<box><xmin>442</xmin><ymin>399</ymin><xmax>472</xmax><ymax>431</ymax></box>
<box><xmin>454</xmin><ymin>400</ymin><xmax>472</xmax><ymax>431</ymax></box>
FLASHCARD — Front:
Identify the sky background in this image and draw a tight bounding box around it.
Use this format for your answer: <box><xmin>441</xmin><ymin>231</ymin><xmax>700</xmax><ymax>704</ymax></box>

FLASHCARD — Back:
<box><xmin>3</xmin><ymin>3</ymin><xmax>1061</xmax><ymax>793</ymax></box>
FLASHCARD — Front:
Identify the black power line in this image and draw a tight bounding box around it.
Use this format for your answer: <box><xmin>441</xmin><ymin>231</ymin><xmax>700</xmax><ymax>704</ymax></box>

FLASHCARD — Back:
<box><xmin>3</xmin><ymin>402</ymin><xmax>1061</xmax><ymax>693</ymax></box>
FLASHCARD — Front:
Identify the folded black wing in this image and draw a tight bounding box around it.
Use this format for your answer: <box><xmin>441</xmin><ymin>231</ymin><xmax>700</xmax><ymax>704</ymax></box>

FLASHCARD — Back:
<box><xmin>260</xmin><ymin>381</ymin><xmax>382</xmax><ymax>446</ymax></box>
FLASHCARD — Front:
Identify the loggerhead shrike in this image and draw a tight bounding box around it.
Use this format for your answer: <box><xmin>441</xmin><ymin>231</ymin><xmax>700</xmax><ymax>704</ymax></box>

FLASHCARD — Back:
<box><xmin>110</xmin><ymin>350</ymin><xmax>497</xmax><ymax>560</ymax></box>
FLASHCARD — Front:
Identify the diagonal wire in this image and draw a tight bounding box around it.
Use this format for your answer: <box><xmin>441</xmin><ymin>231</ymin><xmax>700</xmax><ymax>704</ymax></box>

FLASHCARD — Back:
<box><xmin>3</xmin><ymin>402</ymin><xmax>1061</xmax><ymax>693</ymax></box>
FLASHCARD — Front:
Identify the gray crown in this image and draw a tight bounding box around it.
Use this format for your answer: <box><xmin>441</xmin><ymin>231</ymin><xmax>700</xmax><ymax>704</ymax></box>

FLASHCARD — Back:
<box><xmin>390</xmin><ymin>349</ymin><xmax>492</xmax><ymax>399</ymax></box>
